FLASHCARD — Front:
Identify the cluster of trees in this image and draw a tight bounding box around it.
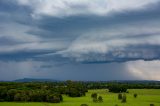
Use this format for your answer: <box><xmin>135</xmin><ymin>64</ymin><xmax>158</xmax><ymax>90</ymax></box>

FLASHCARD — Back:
<box><xmin>108</xmin><ymin>84</ymin><xmax>127</xmax><ymax>93</ymax></box>
<box><xmin>0</xmin><ymin>85</ymin><xmax>62</xmax><ymax>103</ymax></box>
<box><xmin>0</xmin><ymin>80</ymin><xmax>160</xmax><ymax>103</ymax></box>
<box><xmin>0</xmin><ymin>89</ymin><xmax>63</xmax><ymax>103</ymax></box>
<box><xmin>0</xmin><ymin>81</ymin><xmax>88</xmax><ymax>103</ymax></box>
<box><xmin>117</xmin><ymin>93</ymin><xmax>138</xmax><ymax>103</ymax></box>
<box><xmin>118</xmin><ymin>93</ymin><xmax>127</xmax><ymax>103</ymax></box>
<box><xmin>65</xmin><ymin>80</ymin><xmax>88</xmax><ymax>97</ymax></box>
<box><xmin>107</xmin><ymin>82</ymin><xmax>160</xmax><ymax>93</ymax></box>
<box><xmin>84</xmin><ymin>81</ymin><xmax>160</xmax><ymax>89</ymax></box>
<box><xmin>91</xmin><ymin>93</ymin><xmax>103</xmax><ymax>103</ymax></box>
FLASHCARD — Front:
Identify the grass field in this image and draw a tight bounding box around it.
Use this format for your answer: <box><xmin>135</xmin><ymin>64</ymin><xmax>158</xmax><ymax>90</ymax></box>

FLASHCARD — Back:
<box><xmin>0</xmin><ymin>89</ymin><xmax>160</xmax><ymax>106</ymax></box>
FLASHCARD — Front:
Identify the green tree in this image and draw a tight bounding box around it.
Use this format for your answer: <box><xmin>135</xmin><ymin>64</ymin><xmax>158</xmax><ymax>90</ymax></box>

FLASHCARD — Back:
<box><xmin>7</xmin><ymin>89</ymin><xmax>17</xmax><ymax>101</ymax></box>
<box><xmin>108</xmin><ymin>84</ymin><xmax>127</xmax><ymax>93</ymax></box>
<box><xmin>93</xmin><ymin>97</ymin><xmax>97</xmax><ymax>103</ymax></box>
<box><xmin>118</xmin><ymin>93</ymin><xmax>122</xmax><ymax>100</ymax></box>
<box><xmin>133</xmin><ymin>93</ymin><xmax>137</xmax><ymax>98</ymax></box>
<box><xmin>121</xmin><ymin>94</ymin><xmax>127</xmax><ymax>103</ymax></box>
<box><xmin>91</xmin><ymin>93</ymin><xmax>97</xmax><ymax>99</ymax></box>
<box><xmin>98</xmin><ymin>96</ymin><xmax>103</xmax><ymax>102</ymax></box>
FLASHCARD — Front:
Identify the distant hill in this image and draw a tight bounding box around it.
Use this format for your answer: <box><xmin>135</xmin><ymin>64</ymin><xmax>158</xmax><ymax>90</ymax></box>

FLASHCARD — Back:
<box><xmin>4</xmin><ymin>79</ymin><xmax>160</xmax><ymax>83</ymax></box>
<box><xmin>14</xmin><ymin>78</ymin><xmax>60</xmax><ymax>82</ymax></box>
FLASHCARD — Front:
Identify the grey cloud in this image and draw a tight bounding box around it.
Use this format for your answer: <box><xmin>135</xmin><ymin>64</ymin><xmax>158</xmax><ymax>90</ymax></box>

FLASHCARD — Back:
<box><xmin>55</xmin><ymin>21</ymin><xmax>160</xmax><ymax>63</ymax></box>
<box><xmin>0</xmin><ymin>0</ymin><xmax>160</xmax><ymax>81</ymax></box>
<box><xmin>26</xmin><ymin>3</ymin><xmax>160</xmax><ymax>39</ymax></box>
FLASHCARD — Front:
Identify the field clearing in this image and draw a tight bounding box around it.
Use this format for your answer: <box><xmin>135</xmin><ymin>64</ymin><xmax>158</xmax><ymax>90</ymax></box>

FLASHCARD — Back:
<box><xmin>0</xmin><ymin>89</ymin><xmax>160</xmax><ymax>106</ymax></box>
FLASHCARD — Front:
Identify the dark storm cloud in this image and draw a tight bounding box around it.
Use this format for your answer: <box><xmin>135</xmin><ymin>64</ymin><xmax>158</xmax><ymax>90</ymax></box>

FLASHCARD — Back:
<box><xmin>26</xmin><ymin>3</ymin><xmax>160</xmax><ymax>39</ymax></box>
<box><xmin>11</xmin><ymin>1</ymin><xmax>160</xmax><ymax>62</ymax></box>
<box><xmin>0</xmin><ymin>0</ymin><xmax>160</xmax><ymax>80</ymax></box>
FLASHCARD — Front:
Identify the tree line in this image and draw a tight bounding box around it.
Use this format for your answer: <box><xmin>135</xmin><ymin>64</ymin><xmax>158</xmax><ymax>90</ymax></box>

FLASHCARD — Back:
<box><xmin>0</xmin><ymin>80</ymin><xmax>160</xmax><ymax>103</ymax></box>
<box><xmin>0</xmin><ymin>81</ymin><xmax>88</xmax><ymax>103</ymax></box>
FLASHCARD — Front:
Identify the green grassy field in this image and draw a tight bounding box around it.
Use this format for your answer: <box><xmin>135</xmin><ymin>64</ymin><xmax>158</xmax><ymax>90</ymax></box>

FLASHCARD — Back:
<box><xmin>0</xmin><ymin>89</ymin><xmax>160</xmax><ymax>106</ymax></box>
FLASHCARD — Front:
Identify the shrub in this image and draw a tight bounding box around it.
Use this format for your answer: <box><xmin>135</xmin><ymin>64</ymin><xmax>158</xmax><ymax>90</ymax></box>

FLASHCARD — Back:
<box><xmin>59</xmin><ymin>94</ymin><xmax>63</xmax><ymax>101</ymax></box>
<box><xmin>150</xmin><ymin>104</ymin><xmax>155</xmax><ymax>106</ymax></box>
<box><xmin>98</xmin><ymin>96</ymin><xmax>103</xmax><ymax>102</ymax></box>
<box><xmin>91</xmin><ymin>93</ymin><xmax>98</xmax><ymax>103</ymax></box>
<box><xmin>91</xmin><ymin>93</ymin><xmax>97</xmax><ymax>99</ymax></box>
<box><xmin>118</xmin><ymin>93</ymin><xmax>122</xmax><ymax>100</ymax></box>
<box><xmin>93</xmin><ymin>97</ymin><xmax>98</xmax><ymax>103</ymax></box>
<box><xmin>134</xmin><ymin>93</ymin><xmax>137</xmax><ymax>98</ymax></box>
<box><xmin>121</xmin><ymin>94</ymin><xmax>127</xmax><ymax>103</ymax></box>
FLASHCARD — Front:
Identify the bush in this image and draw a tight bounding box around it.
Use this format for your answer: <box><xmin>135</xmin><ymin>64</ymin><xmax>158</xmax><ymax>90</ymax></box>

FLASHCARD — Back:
<box><xmin>93</xmin><ymin>97</ymin><xmax>98</xmax><ymax>103</ymax></box>
<box><xmin>91</xmin><ymin>93</ymin><xmax>98</xmax><ymax>103</ymax></box>
<box><xmin>118</xmin><ymin>93</ymin><xmax>122</xmax><ymax>100</ymax></box>
<box><xmin>121</xmin><ymin>94</ymin><xmax>127</xmax><ymax>103</ymax></box>
<box><xmin>150</xmin><ymin>104</ymin><xmax>155</xmax><ymax>106</ymax></box>
<box><xmin>98</xmin><ymin>96</ymin><xmax>103</xmax><ymax>102</ymax></box>
<box><xmin>59</xmin><ymin>94</ymin><xmax>63</xmax><ymax>102</ymax></box>
<box><xmin>91</xmin><ymin>93</ymin><xmax>97</xmax><ymax>99</ymax></box>
<box><xmin>134</xmin><ymin>93</ymin><xmax>137</xmax><ymax>98</ymax></box>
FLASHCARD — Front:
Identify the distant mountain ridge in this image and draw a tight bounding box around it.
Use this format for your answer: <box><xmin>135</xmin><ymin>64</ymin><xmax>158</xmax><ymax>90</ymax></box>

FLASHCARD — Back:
<box><xmin>12</xmin><ymin>78</ymin><xmax>160</xmax><ymax>83</ymax></box>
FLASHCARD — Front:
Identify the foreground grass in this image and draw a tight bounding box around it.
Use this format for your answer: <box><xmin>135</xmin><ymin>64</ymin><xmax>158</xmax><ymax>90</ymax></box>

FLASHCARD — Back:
<box><xmin>0</xmin><ymin>89</ymin><xmax>160</xmax><ymax>106</ymax></box>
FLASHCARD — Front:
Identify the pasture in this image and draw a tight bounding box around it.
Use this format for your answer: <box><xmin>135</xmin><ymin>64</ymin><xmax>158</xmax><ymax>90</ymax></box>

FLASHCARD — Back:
<box><xmin>0</xmin><ymin>89</ymin><xmax>160</xmax><ymax>106</ymax></box>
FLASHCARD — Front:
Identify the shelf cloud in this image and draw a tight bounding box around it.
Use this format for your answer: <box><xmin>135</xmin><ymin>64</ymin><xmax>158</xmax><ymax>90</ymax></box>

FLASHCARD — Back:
<box><xmin>0</xmin><ymin>0</ymin><xmax>160</xmax><ymax>80</ymax></box>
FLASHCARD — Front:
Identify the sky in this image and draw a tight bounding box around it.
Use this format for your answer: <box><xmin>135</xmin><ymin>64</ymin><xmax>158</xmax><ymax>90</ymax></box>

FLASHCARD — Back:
<box><xmin>0</xmin><ymin>0</ymin><xmax>160</xmax><ymax>81</ymax></box>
